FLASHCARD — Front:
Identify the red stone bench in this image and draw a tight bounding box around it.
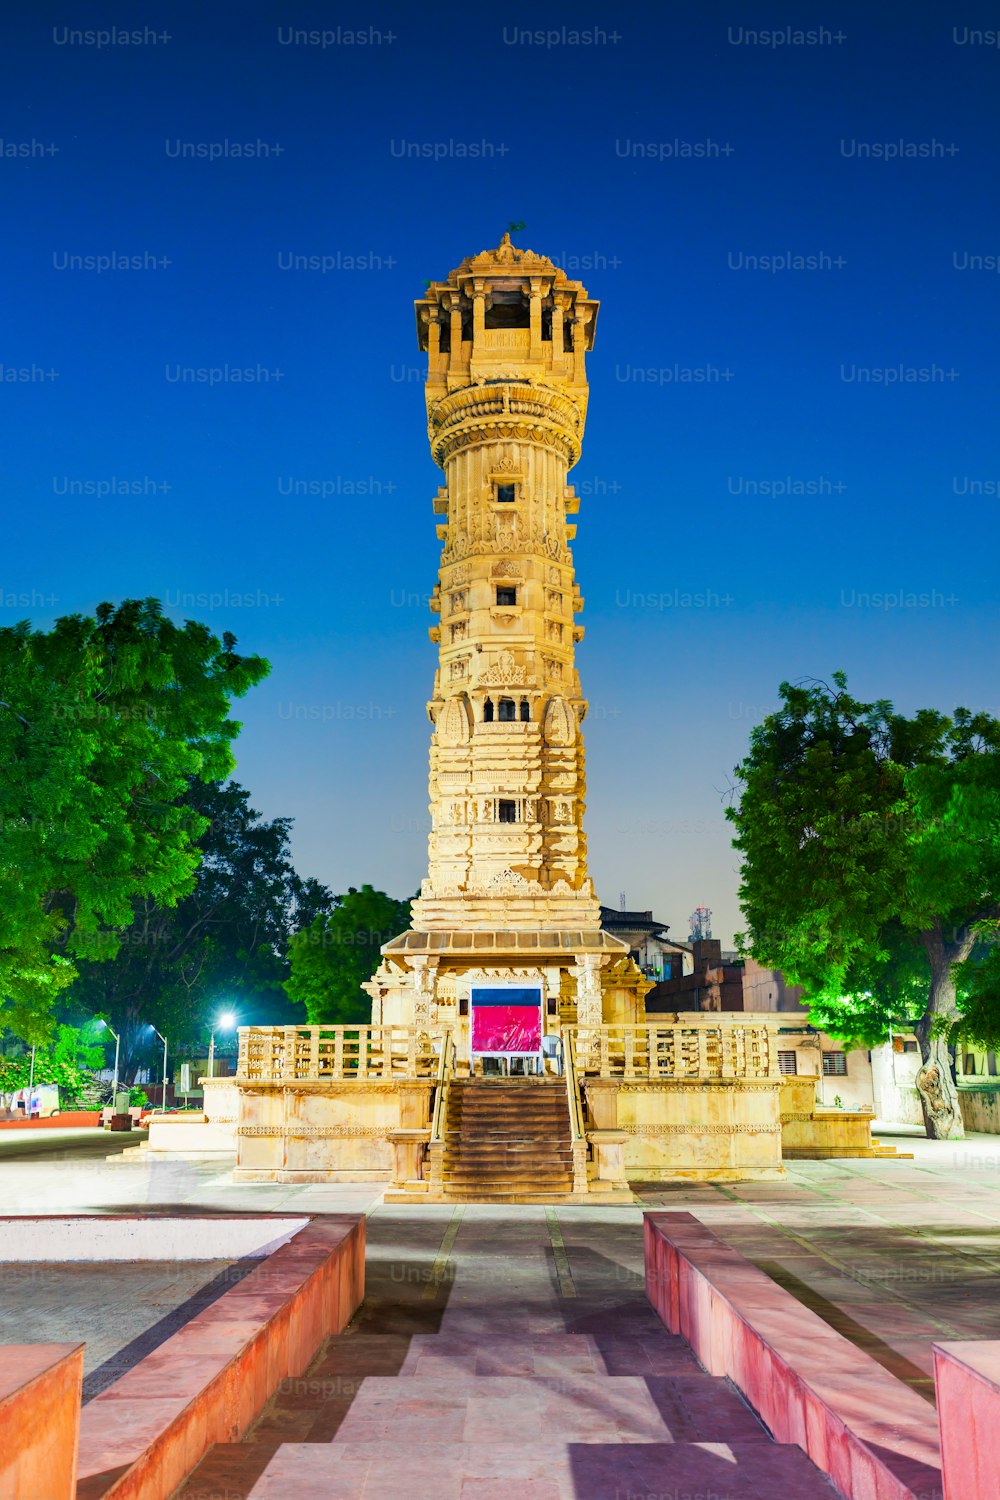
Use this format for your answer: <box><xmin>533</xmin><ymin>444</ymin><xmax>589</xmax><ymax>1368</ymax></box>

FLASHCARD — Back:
<box><xmin>0</xmin><ymin>1342</ymin><xmax>83</xmax><ymax>1500</ymax></box>
<box><xmin>76</xmin><ymin>1214</ymin><xmax>364</xmax><ymax>1500</ymax></box>
<box><xmin>934</xmin><ymin>1340</ymin><xmax>1000</xmax><ymax>1500</ymax></box>
<box><xmin>645</xmin><ymin>1211</ymin><xmax>942</xmax><ymax>1500</ymax></box>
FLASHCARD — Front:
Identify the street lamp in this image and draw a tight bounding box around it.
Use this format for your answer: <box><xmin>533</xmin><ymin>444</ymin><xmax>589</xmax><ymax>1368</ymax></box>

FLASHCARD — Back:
<box><xmin>208</xmin><ymin>1010</ymin><xmax>237</xmax><ymax>1078</ymax></box>
<box><xmin>147</xmin><ymin>1026</ymin><xmax>168</xmax><ymax>1112</ymax></box>
<box><xmin>98</xmin><ymin>1020</ymin><xmax>121</xmax><ymax>1101</ymax></box>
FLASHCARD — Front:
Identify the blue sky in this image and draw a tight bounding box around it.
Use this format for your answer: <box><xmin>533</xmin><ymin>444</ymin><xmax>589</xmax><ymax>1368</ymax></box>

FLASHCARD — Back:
<box><xmin>3</xmin><ymin>2</ymin><xmax>998</xmax><ymax>944</ymax></box>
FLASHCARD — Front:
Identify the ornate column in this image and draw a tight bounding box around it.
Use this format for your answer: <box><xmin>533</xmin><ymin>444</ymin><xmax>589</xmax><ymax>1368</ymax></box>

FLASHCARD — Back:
<box><xmin>573</xmin><ymin>953</ymin><xmax>605</xmax><ymax>1026</ymax></box>
<box><xmin>409</xmin><ymin>956</ymin><xmax>439</xmax><ymax>1029</ymax></box>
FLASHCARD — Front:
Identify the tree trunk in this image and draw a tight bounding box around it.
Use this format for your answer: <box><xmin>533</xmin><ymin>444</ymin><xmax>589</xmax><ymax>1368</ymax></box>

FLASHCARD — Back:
<box><xmin>914</xmin><ymin>927</ymin><xmax>971</xmax><ymax>1140</ymax></box>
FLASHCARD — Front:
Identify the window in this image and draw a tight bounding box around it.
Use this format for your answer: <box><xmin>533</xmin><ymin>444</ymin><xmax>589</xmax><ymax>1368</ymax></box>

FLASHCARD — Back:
<box><xmin>483</xmin><ymin>698</ymin><xmax>494</xmax><ymax>723</ymax></box>
<box><xmin>498</xmin><ymin>698</ymin><xmax>516</xmax><ymax>722</ymax></box>
<box><xmin>519</xmin><ymin>699</ymin><xmax>530</xmax><ymax>722</ymax></box>
<box><xmin>496</xmin><ymin>586</ymin><xmax>517</xmax><ymax>607</ymax></box>
<box><xmin>496</xmin><ymin>483</ymin><xmax>516</xmax><ymax>504</ymax></box>
<box><xmin>903</xmin><ymin>1040</ymin><xmax>919</xmax><ymax>1053</ymax></box>
<box><xmin>990</xmin><ymin>1054</ymin><xmax>999</xmax><ymax>1077</ymax></box>
<box><xmin>484</xmin><ymin>293</ymin><xmax>529</xmax><ymax>329</ymax></box>
<box><xmin>498</xmin><ymin>799</ymin><xmax>517</xmax><ymax>823</ymax></box>
<box><xmin>778</xmin><ymin>1051</ymin><xmax>798</xmax><ymax>1076</ymax></box>
<box><xmin>822</xmin><ymin>1051</ymin><xmax>848</xmax><ymax>1076</ymax></box>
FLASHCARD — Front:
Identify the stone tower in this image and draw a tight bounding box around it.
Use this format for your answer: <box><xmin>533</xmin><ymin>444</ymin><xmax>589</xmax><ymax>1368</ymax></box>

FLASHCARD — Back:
<box><xmin>366</xmin><ymin>235</ymin><xmax>649</xmax><ymax>1050</ymax></box>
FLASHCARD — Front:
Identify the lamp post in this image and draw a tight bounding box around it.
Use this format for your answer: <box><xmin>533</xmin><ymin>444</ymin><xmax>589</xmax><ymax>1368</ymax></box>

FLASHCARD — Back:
<box><xmin>151</xmin><ymin>1027</ymin><xmax>168</xmax><ymax>1112</ymax></box>
<box><xmin>208</xmin><ymin>1010</ymin><xmax>237</xmax><ymax>1079</ymax></box>
<box><xmin>99</xmin><ymin>1021</ymin><xmax>121</xmax><ymax>1101</ymax></box>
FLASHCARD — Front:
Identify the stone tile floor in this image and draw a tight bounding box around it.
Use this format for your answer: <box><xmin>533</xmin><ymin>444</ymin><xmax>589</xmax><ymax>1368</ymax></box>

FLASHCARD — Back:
<box><xmin>2</xmin><ymin>1121</ymin><xmax>999</xmax><ymax>1487</ymax></box>
<box><xmin>176</xmin><ymin>1206</ymin><xmax>839</xmax><ymax>1499</ymax></box>
<box><xmin>0</xmin><ymin>1258</ymin><xmax>243</xmax><ymax>1397</ymax></box>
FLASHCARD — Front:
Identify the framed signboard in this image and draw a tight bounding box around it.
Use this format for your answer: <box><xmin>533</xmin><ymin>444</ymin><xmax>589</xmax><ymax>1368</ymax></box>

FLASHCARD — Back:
<box><xmin>470</xmin><ymin>983</ymin><xmax>543</xmax><ymax>1058</ymax></box>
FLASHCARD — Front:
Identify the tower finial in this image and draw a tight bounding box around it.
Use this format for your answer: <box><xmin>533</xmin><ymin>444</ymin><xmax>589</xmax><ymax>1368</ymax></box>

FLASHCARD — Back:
<box><xmin>500</xmin><ymin>230</ymin><xmax>512</xmax><ymax>246</ymax></box>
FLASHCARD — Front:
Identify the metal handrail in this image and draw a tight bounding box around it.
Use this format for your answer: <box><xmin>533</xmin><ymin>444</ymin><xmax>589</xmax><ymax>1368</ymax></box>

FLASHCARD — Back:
<box><xmin>562</xmin><ymin>1028</ymin><xmax>586</xmax><ymax>1142</ymax></box>
<box><xmin>430</xmin><ymin>1030</ymin><xmax>455</xmax><ymax>1145</ymax></box>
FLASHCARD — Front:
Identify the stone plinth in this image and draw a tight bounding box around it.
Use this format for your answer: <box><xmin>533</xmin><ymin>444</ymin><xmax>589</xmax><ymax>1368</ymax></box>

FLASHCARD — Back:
<box><xmin>387</xmin><ymin>1128</ymin><xmax>431</xmax><ymax>1188</ymax></box>
<box><xmin>780</xmin><ymin>1076</ymin><xmax>912</xmax><ymax>1160</ymax></box>
<box><xmin>585</xmin><ymin>1078</ymin><xmax>784</xmax><ymax>1180</ymax></box>
<box><xmin>933</xmin><ymin>1340</ymin><xmax>1000</xmax><ymax>1500</ymax></box>
<box><xmin>587</xmin><ymin>1129</ymin><xmax>629</xmax><ymax>1192</ymax></box>
<box><xmin>233</xmin><ymin>1080</ymin><xmax>436</xmax><ymax>1183</ymax></box>
<box><xmin>0</xmin><ymin>1342</ymin><xmax>82</xmax><ymax>1500</ymax></box>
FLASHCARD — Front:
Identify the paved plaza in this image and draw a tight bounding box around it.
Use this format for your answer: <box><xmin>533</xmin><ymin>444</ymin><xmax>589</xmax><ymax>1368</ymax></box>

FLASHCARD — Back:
<box><xmin>3</xmin><ymin>1126</ymin><xmax>999</xmax><ymax>1494</ymax></box>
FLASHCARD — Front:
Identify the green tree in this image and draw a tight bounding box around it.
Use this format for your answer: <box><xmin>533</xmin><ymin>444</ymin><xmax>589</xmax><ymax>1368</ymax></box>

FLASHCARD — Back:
<box><xmin>0</xmin><ymin>1022</ymin><xmax>107</xmax><ymax>1111</ymax></box>
<box><xmin>727</xmin><ymin>673</ymin><xmax>1000</xmax><ymax>1139</ymax></box>
<box><xmin>285</xmin><ymin>884</ymin><xmax>412</xmax><ymax>1024</ymax></box>
<box><xmin>0</xmin><ymin>599</ymin><xmax>268</xmax><ymax>1037</ymax></box>
<box><xmin>67</xmin><ymin>779</ymin><xmax>331</xmax><ymax>1078</ymax></box>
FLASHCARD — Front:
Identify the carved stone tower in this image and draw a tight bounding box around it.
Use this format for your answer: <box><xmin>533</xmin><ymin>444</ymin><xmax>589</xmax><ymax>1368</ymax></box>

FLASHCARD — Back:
<box><xmin>365</xmin><ymin>235</ymin><xmax>649</xmax><ymax>1048</ymax></box>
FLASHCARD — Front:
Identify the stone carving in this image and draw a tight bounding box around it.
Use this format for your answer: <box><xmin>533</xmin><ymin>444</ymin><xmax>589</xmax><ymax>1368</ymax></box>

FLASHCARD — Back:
<box><xmin>436</xmin><ymin>697</ymin><xmax>471</xmax><ymax>746</ymax></box>
<box><xmin>543</xmin><ymin>697</ymin><xmax>576</xmax><ymax>746</ymax></box>
<box><xmin>479</xmin><ymin>650</ymin><xmax>526</xmax><ymax>686</ymax></box>
<box><xmin>494</xmin><ymin>560</ymin><xmax>522</xmax><ymax>577</ymax></box>
<box><xmin>441</xmin><ymin>528</ymin><xmax>572</xmax><ymax>568</ymax></box>
<box><xmin>617</xmin><ymin>1124</ymin><xmax>781</xmax><ymax>1136</ymax></box>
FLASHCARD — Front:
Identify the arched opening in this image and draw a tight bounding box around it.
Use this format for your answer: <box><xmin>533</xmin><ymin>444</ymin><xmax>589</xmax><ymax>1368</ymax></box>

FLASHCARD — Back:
<box><xmin>483</xmin><ymin>698</ymin><xmax>494</xmax><ymax>723</ymax></box>
<box><xmin>498</xmin><ymin>698</ymin><xmax>516</xmax><ymax>722</ymax></box>
<box><xmin>519</xmin><ymin>699</ymin><xmax>530</xmax><ymax>722</ymax></box>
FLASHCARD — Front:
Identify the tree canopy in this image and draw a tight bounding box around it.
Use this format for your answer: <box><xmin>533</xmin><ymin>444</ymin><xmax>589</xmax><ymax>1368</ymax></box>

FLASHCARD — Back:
<box><xmin>727</xmin><ymin>672</ymin><xmax>1000</xmax><ymax>1138</ymax></box>
<box><xmin>0</xmin><ymin>599</ymin><xmax>268</xmax><ymax>1038</ymax></box>
<box><xmin>67</xmin><ymin>778</ymin><xmax>332</xmax><ymax>1078</ymax></box>
<box><xmin>285</xmin><ymin>884</ymin><xmax>412</xmax><ymax>1024</ymax></box>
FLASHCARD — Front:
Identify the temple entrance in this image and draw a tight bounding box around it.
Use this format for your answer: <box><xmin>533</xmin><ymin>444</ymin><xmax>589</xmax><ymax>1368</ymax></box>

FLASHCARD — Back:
<box><xmin>469</xmin><ymin>982</ymin><xmax>543</xmax><ymax>1071</ymax></box>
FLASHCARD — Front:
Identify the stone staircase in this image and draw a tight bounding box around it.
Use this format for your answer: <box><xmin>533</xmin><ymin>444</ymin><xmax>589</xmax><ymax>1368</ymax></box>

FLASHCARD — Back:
<box><xmin>176</xmin><ymin>1209</ymin><xmax>840</xmax><ymax>1500</ymax></box>
<box><xmin>436</xmin><ymin>1078</ymin><xmax>580</xmax><ymax>1202</ymax></box>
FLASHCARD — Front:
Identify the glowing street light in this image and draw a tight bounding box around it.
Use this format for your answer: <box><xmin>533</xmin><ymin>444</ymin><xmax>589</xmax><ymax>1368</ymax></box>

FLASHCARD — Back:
<box><xmin>98</xmin><ymin>1019</ymin><xmax>121</xmax><ymax>1100</ymax></box>
<box><xmin>146</xmin><ymin>1025</ymin><xmax>168</xmax><ymax>1112</ymax></box>
<box><xmin>208</xmin><ymin>1010</ymin><xmax>237</xmax><ymax>1078</ymax></box>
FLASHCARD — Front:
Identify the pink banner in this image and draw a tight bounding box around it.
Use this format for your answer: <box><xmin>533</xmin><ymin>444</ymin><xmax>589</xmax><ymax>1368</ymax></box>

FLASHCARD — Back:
<box><xmin>470</xmin><ymin>986</ymin><xmax>543</xmax><ymax>1055</ymax></box>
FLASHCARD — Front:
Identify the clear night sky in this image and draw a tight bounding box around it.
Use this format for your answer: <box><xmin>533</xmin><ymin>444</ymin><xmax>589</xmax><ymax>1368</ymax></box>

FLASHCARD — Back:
<box><xmin>3</xmin><ymin>3</ymin><xmax>998</xmax><ymax>945</ymax></box>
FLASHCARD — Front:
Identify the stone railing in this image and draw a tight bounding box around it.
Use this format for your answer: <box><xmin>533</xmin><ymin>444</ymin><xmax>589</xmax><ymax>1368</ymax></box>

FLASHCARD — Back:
<box><xmin>236</xmin><ymin>1026</ymin><xmax>440</xmax><ymax>1083</ymax></box>
<box><xmin>563</xmin><ymin>1017</ymin><xmax>781</xmax><ymax>1081</ymax></box>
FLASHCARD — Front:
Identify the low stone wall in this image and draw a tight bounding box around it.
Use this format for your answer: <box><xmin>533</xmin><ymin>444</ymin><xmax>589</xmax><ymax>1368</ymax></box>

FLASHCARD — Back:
<box><xmin>75</xmin><ymin>1215</ymin><xmax>364</xmax><ymax>1500</ymax></box>
<box><xmin>934</xmin><ymin>1340</ymin><xmax>1000</xmax><ymax>1500</ymax></box>
<box><xmin>0</xmin><ymin>1111</ymin><xmax>101</xmax><ymax>1130</ymax></box>
<box><xmin>645</xmin><ymin>1211</ymin><xmax>942</xmax><ymax>1500</ymax></box>
<box><xmin>0</xmin><ymin>1342</ymin><xmax>83</xmax><ymax>1500</ymax></box>
<box><xmin>583</xmin><ymin>1078</ymin><xmax>784</xmax><ymax>1180</ymax></box>
<box><xmin>958</xmin><ymin>1086</ymin><xmax>1000</xmax><ymax>1134</ymax></box>
<box><xmin>233</xmin><ymin>1080</ymin><xmax>436</xmax><ymax>1182</ymax></box>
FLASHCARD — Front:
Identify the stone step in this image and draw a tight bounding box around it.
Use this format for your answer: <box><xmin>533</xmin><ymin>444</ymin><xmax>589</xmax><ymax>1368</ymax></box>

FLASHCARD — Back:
<box><xmin>237</xmin><ymin>1440</ymin><xmax>837</xmax><ymax>1498</ymax></box>
<box><xmin>304</xmin><ymin>1332</ymin><xmax>704</xmax><ymax>1378</ymax></box>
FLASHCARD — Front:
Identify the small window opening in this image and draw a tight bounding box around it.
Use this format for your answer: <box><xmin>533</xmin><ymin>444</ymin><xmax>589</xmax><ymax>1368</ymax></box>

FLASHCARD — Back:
<box><xmin>498</xmin><ymin>799</ymin><xmax>517</xmax><ymax>823</ymax></box>
<box><xmin>498</xmin><ymin>698</ymin><xmax>516</xmax><ymax>722</ymax></box>
<box><xmin>496</xmin><ymin>586</ymin><xmax>517</xmax><ymax>607</ymax></box>
<box><xmin>483</xmin><ymin>698</ymin><xmax>494</xmax><ymax>723</ymax></box>
<box><xmin>496</xmin><ymin>483</ymin><xmax>516</xmax><ymax>504</ymax></box>
<box><xmin>519</xmin><ymin>699</ymin><xmax>530</xmax><ymax>722</ymax></box>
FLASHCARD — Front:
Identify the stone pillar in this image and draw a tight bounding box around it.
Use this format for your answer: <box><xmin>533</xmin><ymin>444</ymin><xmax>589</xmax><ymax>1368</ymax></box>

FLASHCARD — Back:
<box><xmin>409</xmin><ymin>957</ymin><xmax>438</xmax><ymax>1029</ymax></box>
<box><xmin>573</xmin><ymin>953</ymin><xmax>604</xmax><ymax>1027</ymax></box>
<box><xmin>529</xmin><ymin>277</ymin><xmax>543</xmax><ymax>357</ymax></box>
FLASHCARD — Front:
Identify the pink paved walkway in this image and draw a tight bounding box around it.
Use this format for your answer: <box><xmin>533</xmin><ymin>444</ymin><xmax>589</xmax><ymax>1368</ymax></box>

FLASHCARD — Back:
<box><xmin>178</xmin><ymin>1208</ymin><xmax>839</xmax><ymax>1499</ymax></box>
